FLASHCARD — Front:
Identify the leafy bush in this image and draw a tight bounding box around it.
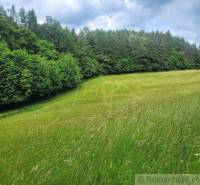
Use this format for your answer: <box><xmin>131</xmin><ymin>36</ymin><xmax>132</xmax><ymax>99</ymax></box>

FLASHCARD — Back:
<box><xmin>0</xmin><ymin>46</ymin><xmax>81</xmax><ymax>106</ymax></box>
<box><xmin>114</xmin><ymin>58</ymin><xmax>135</xmax><ymax>73</ymax></box>
<box><xmin>79</xmin><ymin>56</ymin><xmax>100</xmax><ymax>78</ymax></box>
<box><xmin>167</xmin><ymin>49</ymin><xmax>192</xmax><ymax>70</ymax></box>
<box><xmin>58</xmin><ymin>54</ymin><xmax>81</xmax><ymax>88</ymax></box>
<box><xmin>36</xmin><ymin>40</ymin><xmax>59</xmax><ymax>60</ymax></box>
<box><xmin>0</xmin><ymin>48</ymin><xmax>32</xmax><ymax>104</ymax></box>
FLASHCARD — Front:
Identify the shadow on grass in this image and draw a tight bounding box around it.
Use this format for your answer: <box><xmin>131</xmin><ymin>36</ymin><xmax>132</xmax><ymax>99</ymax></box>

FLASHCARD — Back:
<box><xmin>1</xmin><ymin>69</ymin><xmax>199</xmax><ymax>118</ymax></box>
<box><xmin>0</xmin><ymin>84</ymin><xmax>83</xmax><ymax>119</ymax></box>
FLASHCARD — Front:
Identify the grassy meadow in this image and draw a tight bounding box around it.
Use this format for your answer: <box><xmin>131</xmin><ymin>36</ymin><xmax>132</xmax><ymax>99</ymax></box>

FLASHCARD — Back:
<box><xmin>1</xmin><ymin>70</ymin><xmax>200</xmax><ymax>185</ymax></box>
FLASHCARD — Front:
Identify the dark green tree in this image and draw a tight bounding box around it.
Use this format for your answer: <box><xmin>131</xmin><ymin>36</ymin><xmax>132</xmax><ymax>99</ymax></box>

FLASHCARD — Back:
<box><xmin>19</xmin><ymin>7</ymin><xmax>27</xmax><ymax>26</ymax></box>
<box><xmin>27</xmin><ymin>9</ymin><xmax>37</xmax><ymax>32</ymax></box>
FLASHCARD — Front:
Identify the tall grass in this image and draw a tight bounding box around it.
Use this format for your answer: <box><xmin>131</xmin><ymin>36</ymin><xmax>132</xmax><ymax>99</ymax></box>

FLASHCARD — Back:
<box><xmin>1</xmin><ymin>70</ymin><xmax>200</xmax><ymax>185</ymax></box>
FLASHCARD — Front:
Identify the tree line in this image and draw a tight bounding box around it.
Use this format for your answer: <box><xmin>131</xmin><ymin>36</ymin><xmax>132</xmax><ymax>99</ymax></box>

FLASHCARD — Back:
<box><xmin>0</xmin><ymin>5</ymin><xmax>200</xmax><ymax>108</ymax></box>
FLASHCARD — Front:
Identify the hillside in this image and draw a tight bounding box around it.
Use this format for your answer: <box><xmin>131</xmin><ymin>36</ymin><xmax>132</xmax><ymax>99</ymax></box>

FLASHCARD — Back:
<box><xmin>1</xmin><ymin>70</ymin><xmax>200</xmax><ymax>185</ymax></box>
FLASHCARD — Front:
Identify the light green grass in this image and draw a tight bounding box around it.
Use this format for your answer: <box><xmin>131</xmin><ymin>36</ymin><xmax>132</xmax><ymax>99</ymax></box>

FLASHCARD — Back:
<box><xmin>1</xmin><ymin>70</ymin><xmax>200</xmax><ymax>185</ymax></box>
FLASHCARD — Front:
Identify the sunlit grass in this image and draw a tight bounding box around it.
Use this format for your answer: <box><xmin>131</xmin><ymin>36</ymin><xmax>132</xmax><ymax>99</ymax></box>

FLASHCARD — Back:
<box><xmin>1</xmin><ymin>70</ymin><xmax>200</xmax><ymax>185</ymax></box>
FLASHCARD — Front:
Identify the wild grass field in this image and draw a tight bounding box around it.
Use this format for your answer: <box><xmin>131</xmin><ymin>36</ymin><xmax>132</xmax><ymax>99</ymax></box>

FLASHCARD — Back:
<box><xmin>1</xmin><ymin>70</ymin><xmax>200</xmax><ymax>185</ymax></box>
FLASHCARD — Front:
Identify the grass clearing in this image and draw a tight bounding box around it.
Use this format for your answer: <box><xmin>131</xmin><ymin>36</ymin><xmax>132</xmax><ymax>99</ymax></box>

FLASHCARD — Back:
<box><xmin>1</xmin><ymin>70</ymin><xmax>200</xmax><ymax>185</ymax></box>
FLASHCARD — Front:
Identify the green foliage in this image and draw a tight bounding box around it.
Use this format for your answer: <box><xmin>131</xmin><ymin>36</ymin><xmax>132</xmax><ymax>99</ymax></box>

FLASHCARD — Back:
<box><xmin>0</xmin><ymin>6</ymin><xmax>7</xmax><ymax>17</ymax></box>
<box><xmin>27</xmin><ymin>9</ymin><xmax>37</xmax><ymax>32</ymax></box>
<box><xmin>37</xmin><ymin>16</ymin><xmax>77</xmax><ymax>54</ymax></box>
<box><xmin>36</xmin><ymin>40</ymin><xmax>59</xmax><ymax>60</ymax></box>
<box><xmin>0</xmin><ymin>48</ymin><xmax>31</xmax><ymax>104</ymax></box>
<box><xmin>18</xmin><ymin>28</ymin><xmax>38</xmax><ymax>54</ymax></box>
<box><xmin>19</xmin><ymin>7</ymin><xmax>27</xmax><ymax>26</ymax></box>
<box><xmin>58</xmin><ymin>54</ymin><xmax>81</xmax><ymax>88</ymax></box>
<box><xmin>0</xmin><ymin>5</ymin><xmax>200</xmax><ymax>107</ymax></box>
<box><xmin>79</xmin><ymin>56</ymin><xmax>100</xmax><ymax>78</ymax></box>
<box><xmin>0</xmin><ymin>45</ymin><xmax>81</xmax><ymax>106</ymax></box>
<box><xmin>0</xmin><ymin>41</ymin><xmax>9</xmax><ymax>54</ymax></box>
<box><xmin>0</xmin><ymin>15</ymin><xmax>38</xmax><ymax>53</ymax></box>
<box><xmin>20</xmin><ymin>68</ymin><xmax>32</xmax><ymax>99</ymax></box>
<box><xmin>96</xmin><ymin>54</ymin><xmax>114</xmax><ymax>74</ymax></box>
<box><xmin>167</xmin><ymin>49</ymin><xmax>192</xmax><ymax>70</ymax></box>
<box><xmin>79</xmin><ymin>29</ymin><xmax>200</xmax><ymax>74</ymax></box>
<box><xmin>0</xmin><ymin>58</ymin><xmax>21</xmax><ymax>104</ymax></box>
<box><xmin>46</xmin><ymin>61</ymin><xmax>63</xmax><ymax>92</ymax></box>
<box><xmin>114</xmin><ymin>58</ymin><xmax>135</xmax><ymax>73</ymax></box>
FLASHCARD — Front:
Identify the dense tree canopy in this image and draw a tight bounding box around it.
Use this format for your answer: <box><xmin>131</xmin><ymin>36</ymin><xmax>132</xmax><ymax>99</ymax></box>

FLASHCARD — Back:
<box><xmin>0</xmin><ymin>5</ymin><xmax>200</xmax><ymax>108</ymax></box>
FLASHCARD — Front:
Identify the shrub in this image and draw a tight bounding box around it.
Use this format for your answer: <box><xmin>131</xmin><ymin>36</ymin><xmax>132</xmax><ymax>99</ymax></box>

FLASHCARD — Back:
<box><xmin>0</xmin><ymin>48</ymin><xmax>81</xmax><ymax>106</ymax></box>
<box><xmin>79</xmin><ymin>56</ymin><xmax>100</xmax><ymax>78</ymax></box>
<box><xmin>58</xmin><ymin>54</ymin><xmax>81</xmax><ymax>88</ymax></box>
<box><xmin>167</xmin><ymin>49</ymin><xmax>191</xmax><ymax>70</ymax></box>
<box><xmin>0</xmin><ymin>48</ymin><xmax>32</xmax><ymax>104</ymax></box>
<box><xmin>114</xmin><ymin>58</ymin><xmax>135</xmax><ymax>73</ymax></box>
<box><xmin>36</xmin><ymin>40</ymin><xmax>59</xmax><ymax>60</ymax></box>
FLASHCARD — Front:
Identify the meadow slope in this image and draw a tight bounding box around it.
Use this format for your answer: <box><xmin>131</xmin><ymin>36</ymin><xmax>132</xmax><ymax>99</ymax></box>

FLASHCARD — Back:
<box><xmin>1</xmin><ymin>70</ymin><xmax>200</xmax><ymax>185</ymax></box>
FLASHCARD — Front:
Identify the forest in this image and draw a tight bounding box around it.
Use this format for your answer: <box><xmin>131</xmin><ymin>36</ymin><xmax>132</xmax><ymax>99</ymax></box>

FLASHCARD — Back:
<box><xmin>1</xmin><ymin>5</ymin><xmax>200</xmax><ymax>108</ymax></box>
